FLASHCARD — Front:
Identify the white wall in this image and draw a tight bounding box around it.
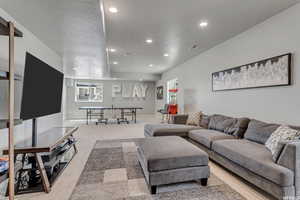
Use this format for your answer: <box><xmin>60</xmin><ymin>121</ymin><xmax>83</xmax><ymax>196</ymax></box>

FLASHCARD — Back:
<box><xmin>65</xmin><ymin>79</ymin><xmax>156</xmax><ymax>119</ymax></box>
<box><xmin>160</xmin><ymin>3</ymin><xmax>300</xmax><ymax>125</ymax></box>
<box><xmin>0</xmin><ymin>8</ymin><xmax>63</xmax><ymax>153</ymax></box>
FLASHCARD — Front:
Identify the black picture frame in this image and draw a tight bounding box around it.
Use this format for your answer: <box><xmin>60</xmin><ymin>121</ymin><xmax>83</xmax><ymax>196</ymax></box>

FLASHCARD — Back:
<box><xmin>212</xmin><ymin>53</ymin><xmax>292</xmax><ymax>92</ymax></box>
<box><xmin>156</xmin><ymin>86</ymin><xmax>163</xmax><ymax>100</ymax></box>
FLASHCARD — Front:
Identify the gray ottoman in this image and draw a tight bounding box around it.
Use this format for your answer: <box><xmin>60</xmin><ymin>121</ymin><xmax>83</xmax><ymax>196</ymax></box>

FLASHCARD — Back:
<box><xmin>137</xmin><ymin>136</ymin><xmax>210</xmax><ymax>194</ymax></box>
<box><xmin>144</xmin><ymin>124</ymin><xmax>202</xmax><ymax>137</ymax></box>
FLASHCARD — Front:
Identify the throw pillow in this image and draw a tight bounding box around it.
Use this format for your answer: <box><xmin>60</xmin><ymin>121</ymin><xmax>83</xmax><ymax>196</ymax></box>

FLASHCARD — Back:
<box><xmin>199</xmin><ymin>115</ymin><xmax>210</xmax><ymax>129</ymax></box>
<box><xmin>244</xmin><ymin>119</ymin><xmax>279</xmax><ymax>144</ymax></box>
<box><xmin>186</xmin><ymin>112</ymin><xmax>202</xmax><ymax>126</ymax></box>
<box><xmin>265</xmin><ymin>125</ymin><xmax>300</xmax><ymax>161</ymax></box>
<box><xmin>222</xmin><ymin>119</ymin><xmax>237</xmax><ymax>135</ymax></box>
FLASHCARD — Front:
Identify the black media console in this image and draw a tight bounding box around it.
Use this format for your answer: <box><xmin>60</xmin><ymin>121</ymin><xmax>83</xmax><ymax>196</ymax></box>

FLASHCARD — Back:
<box><xmin>3</xmin><ymin>127</ymin><xmax>78</xmax><ymax>195</ymax></box>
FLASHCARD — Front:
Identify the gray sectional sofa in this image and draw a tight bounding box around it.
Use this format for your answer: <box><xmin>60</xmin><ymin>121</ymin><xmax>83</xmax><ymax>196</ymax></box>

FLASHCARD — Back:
<box><xmin>144</xmin><ymin>114</ymin><xmax>300</xmax><ymax>200</ymax></box>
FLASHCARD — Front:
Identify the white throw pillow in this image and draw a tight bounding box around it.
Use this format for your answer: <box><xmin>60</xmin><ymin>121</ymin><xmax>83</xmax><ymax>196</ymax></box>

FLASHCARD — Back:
<box><xmin>186</xmin><ymin>112</ymin><xmax>202</xmax><ymax>126</ymax></box>
<box><xmin>265</xmin><ymin>125</ymin><xmax>300</xmax><ymax>161</ymax></box>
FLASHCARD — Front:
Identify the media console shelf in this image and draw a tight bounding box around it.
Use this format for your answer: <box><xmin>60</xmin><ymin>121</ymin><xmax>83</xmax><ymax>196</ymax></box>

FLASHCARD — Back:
<box><xmin>3</xmin><ymin>127</ymin><xmax>78</xmax><ymax>194</ymax></box>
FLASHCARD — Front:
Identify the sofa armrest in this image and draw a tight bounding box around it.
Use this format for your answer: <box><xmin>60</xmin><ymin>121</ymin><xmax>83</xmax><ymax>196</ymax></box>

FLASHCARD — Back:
<box><xmin>277</xmin><ymin>141</ymin><xmax>300</xmax><ymax>197</ymax></box>
<box><xmin>171</xmin><ymin>114</ymin><xmax>188</xmax><ymax>124</ymax></box>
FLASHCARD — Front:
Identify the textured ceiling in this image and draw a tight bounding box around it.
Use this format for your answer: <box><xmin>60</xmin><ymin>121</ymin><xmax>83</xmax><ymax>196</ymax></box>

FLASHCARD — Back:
<box><xmin>105</xmin><ymin>0</ymin><xmax>299</xmax><ymax>74</ymax></box>
<box><xmin>0</xmin><ymin>0</ymin><xmax>109</xmax><ymax>79</ymax></box>
<box><xmin>0</xmin><ymin>0</ymin><xmax>299</xmax><ymax>79</ymax></box>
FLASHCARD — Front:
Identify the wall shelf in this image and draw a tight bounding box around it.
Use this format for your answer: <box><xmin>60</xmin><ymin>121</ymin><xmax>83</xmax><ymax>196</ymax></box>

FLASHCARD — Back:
<box><xmin>0</xmin><ymin>16</ymin><xmax>22</xmax><ymax>37</ymax></box>
<box><xmin>0</xmin><ymin>70</ymin><xmax>22</xmax><ymax>80</ymax></box>
<box><xmin>0</xmin><ymin>120</ymin><xmax>22</xmax><ymax>130</ymax></box>
<box><xmin>0</xmin><ymin>15</ymin><xmax>23</xmax><ymax>200</ymax></box>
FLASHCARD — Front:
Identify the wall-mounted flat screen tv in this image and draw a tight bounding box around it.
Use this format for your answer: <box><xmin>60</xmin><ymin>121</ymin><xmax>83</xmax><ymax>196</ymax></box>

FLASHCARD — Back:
<box><xmin>20</xmin><ymin>52</ymin><xmax>64</xmax><ymax>120</ymax></box>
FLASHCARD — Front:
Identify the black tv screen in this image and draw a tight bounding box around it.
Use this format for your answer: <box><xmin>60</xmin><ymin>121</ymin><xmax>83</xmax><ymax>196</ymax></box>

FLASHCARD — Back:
<box><xmin>20</xmin><ymin>52</ymin><xmax>64</xmax><ymax>120</ymax></box>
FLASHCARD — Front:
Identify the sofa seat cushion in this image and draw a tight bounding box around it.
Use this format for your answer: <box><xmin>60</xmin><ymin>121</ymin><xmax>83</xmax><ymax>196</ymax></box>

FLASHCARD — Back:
<box><xmin>212</xmin><ymin>139</ymin><xmax>294</xmax><ymax>186</ymax></box>
<box><xmin>138</xmin><ymin>136</ymin><xmax>208</xmax><ymax>172</ymax></box>
<box><xmin>188</xmin><ymin>129</ymin><xmax>235</xmax><ymax>149</ymax></box>
<box><xmin>144</xmin><ymin>124</ymin><xmax>202</xmax><ymax>137</ymax></box>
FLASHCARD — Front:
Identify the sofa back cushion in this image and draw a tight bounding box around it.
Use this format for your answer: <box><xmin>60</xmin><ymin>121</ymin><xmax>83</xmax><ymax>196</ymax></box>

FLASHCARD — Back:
<box><xmin>208</xmin><ymin>115</ymin><xmax>233</xmax><ymax>132</ymax></box>
<box><xmin>199</xmin><ymin>114</ymin><xmax>210</xmax><ymax>129</ymax></box>
<box><xmin>208</xmin><ymin>114</ymin><xmax>249</xmax><ymax>137</ymax></box>
<box><xmin>244</xmin><ymin>119</ymin><xmax>280</xmax><ymax>144</ymax></box>
<box><xmin>290</xmin><ymin>125</ymin><xmax>300</xmax><ymax>131</ymax></box>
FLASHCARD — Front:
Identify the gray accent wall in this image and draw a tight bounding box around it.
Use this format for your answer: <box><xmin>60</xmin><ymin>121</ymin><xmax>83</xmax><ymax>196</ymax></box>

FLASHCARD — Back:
<box><xmin>160</xmin><ymin>3</ymin><xmax>300</xmax><ymax>125</ymax></box>
<box><xmin>65</xmin><ymin>79</ymin><xmax>156</xmax><ymax>119</ymax></box>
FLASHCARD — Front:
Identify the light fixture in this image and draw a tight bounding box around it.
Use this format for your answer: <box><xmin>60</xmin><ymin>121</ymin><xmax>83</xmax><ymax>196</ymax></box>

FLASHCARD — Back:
<box><xmin>149</xmin><ymin>64</ymin><xmax>153</xmax><ymax>67</ymax></box>
<box><xmin>109</xmin><ymin>7</ymin><xmax>118</xmax><ymax>13</ymax></box>
<box><xmin>113</xmin><ymin>61</ymin><xmax>118</xmax><ymax>65</ymax></box>
<box><xmin>164</xmin><ymin>53</ymin><xmax>169</xmax><ymax>57</ymax></box>
<box><xmin>145</xmin><ymin>39</ymin><xmax>153</xmax><ymax>44</ymax></box>
<box><xmin>108</xmin><ymin>48</ymin><xmax>116</xmax><ymax>52</ymax></box>
<box><xmin>199</xmin><ymin>21</ymin><xmax>208</xmax><ymax>28</ymax></box>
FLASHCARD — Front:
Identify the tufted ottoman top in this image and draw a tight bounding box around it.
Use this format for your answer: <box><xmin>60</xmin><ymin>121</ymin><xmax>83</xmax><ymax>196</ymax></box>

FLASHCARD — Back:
<box><xmin>138</xmin><ymin>136</ymin><xmax>208</xmax><ymax>172</ymax></box>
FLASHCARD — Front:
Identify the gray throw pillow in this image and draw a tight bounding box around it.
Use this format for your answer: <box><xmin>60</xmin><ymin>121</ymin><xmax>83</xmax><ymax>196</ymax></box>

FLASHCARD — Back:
<box><xmin>208</xmin><ymin>115</ymin><xmax>232</xmax><ymax>131</ymax></box>
<box><xmin>199</xmin><ymin>115</ymin><xmax>210</xmax><ymax>129</ymax></box>
<box><xmin>244</xmin><ymin>120</ymin><xmax>279</xmax><ymax>144</ymax></box>
<box><xmin>222</xmin><ymin>119</ymin><xmax>238</xmax><ymax>135</ymax></box>
<box><xmin>208</xmin><ymin>114</ymin><xmax>240</xmax><ymax>135</ymax></box>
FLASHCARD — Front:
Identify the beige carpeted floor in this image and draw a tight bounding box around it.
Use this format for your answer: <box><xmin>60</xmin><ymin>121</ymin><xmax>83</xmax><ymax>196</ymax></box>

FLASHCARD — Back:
<box><xmin>16</xmin><ymin>116</ymin><xmax>275</xmax><ymax>200</ymax></box>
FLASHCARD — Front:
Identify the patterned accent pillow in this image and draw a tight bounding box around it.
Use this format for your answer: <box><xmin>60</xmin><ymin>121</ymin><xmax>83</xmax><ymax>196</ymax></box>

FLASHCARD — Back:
<box><xmin>186</xmin><ymin>112</ymin><xmax>202</xmax><ymax>126</ymax></box>
<box><xmin>265</xmin><ymin>125</ymin><xmax>300</xmax><ymax>161</ymax></box>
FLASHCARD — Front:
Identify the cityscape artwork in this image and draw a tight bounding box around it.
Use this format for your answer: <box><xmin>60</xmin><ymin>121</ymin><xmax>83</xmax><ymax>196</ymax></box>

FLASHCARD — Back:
<box><xmin>212</xmin><ymin>53</ymin><xmax>291</xmax><ymax>91</ymax></box>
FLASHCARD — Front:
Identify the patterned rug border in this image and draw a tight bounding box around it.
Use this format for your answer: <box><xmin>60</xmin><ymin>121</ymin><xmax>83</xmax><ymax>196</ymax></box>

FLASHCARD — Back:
<box><xmin>70</xmin><ymin>138</ymin><xmax>246</xmax><ymax>200</ymax></box>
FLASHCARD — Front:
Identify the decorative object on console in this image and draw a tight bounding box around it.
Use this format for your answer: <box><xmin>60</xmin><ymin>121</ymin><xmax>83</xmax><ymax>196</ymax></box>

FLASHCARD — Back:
<box><xmin>156</xmin><ymin>86</ymin><xmax>163</xmax><ymax>100</ymax></box>
<box><xmin>212</xmin><ymin>53</ymin><xmax>292</xmax><ymax>91</ymax></box>
<box><xmin>265</xmin><ymin>125</ymin><xmax>300</xmax><ymax>161</ymax></box>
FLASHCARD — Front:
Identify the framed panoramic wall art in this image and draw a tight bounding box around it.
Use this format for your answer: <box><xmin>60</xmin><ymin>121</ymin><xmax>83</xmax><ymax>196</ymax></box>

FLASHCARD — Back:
<box><xmin>212</xmin><ymin>53</ymin><xmax>292</xmax><ymax>91</ymax></box>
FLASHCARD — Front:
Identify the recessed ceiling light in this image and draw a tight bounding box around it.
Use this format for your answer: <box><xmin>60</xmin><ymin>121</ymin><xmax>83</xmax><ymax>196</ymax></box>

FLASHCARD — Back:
<box><xmin>145</xmin><ymin>39</ymin><xmax>153</xmax><ymax>44</ymax></box>
<box><xmin>113</xmin><ymin>61</ymin><xmax>118</xmax><ymax>65</ymax></box>
<box><xmin>149</xmin><ymin>64</ymin><xmax>153</xmax><ymax>67</ymax></box>
<box><xmin>109</xmin><ymin>7</ymin><xmax>118</xmax><ymax>13</ymax></box>
<box><xmin>199</xmin><ymin>21</ymin><xmax>208</xmax><ymax>28</ymax></box>
<box><xmin>109</xmin><ymin>48</ymin><xmax>116</xmax><ymax>52</ymax></box>
<box><xmin>164</xmin><ymin>53</ymin><xmax>169</xmax><ymax>57</ymax></box>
